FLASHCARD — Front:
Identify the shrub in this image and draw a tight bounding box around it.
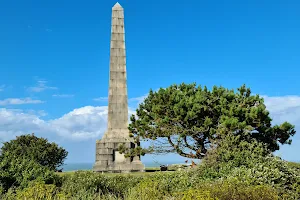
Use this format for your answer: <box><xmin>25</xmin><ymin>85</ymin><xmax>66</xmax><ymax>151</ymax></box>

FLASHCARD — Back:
<box><xmin>194</xmin><ymin>135</ymin><xmax>300</xmax><ymax>198</ymax></box>
<box><xmin>0</xmin><ymin>181</ymin><xmax>119</xmax><ymax>200</ymax></box>
<box><xmin>60</xmin><ymin>171</ymin><xmax>143</xmax><ymax>198</ymax></box>
<box><xmin>176</xmin><ymin>190</ymin><xmax>215</xmax><ymax>200</ymax></box>
<box><xmin>126</xmin><ymin>179</ymin><xmax>172</xmax><ymax>200</ymax></box>
<box><xmin>127</xmin><ymin>177</ymin><xmax>280</xmax><ymax>200</ymax></box>
<box><xmin>126</xmin><ymin>171</ymin><xmax>203</xmax><ymax>199</ymax></box>
<box><xmin>287</xmin><ymin>162</ymin><xmax>300</xmax><ymax>172</ymax></box>
<box><xmin>0</xmin><ymin>134</ymin><xmax>68</xmax><ymax>171</ymax></box>
<box><xmin>13</xmin><ymin>181</ymin><xmax>59</xmax><ymax>200</ymax></box>
<box><xmin>0</xmin><ymin>133</ymin><xmax>297</xmax><ymax>199</ymax></box>
<box><xmin>59</xmin><ymin>171</ymin><xmax>104</xmax><ymax>196</ymax></box>
<box><xmin>60</xmin><ymin>171</ymin><xmax>193</xmax><ymax>199</ymax></box>
<box><xmin>175</xmin><ymin>179</ymin><xmax>280</xmax><ymax>200</ymax></box>
<box><xmin>226</xmin><ymin>158</ymin><xmax>300</xmax><ymax>196</ymax></box>
<box><xmin>0</xmin><ymin>157</ymin><xmax>60</xmax><ymax>191</ymax></box>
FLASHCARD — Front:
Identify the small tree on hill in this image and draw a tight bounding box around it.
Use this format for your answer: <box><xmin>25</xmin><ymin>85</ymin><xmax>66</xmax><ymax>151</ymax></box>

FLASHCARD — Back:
<box><xmin>122</xmin><ymin>83</ymin><xmax>296</xmax><ymax>159</ymax></box>
<box><xmin>0</xmin><ymin>134</ymin><xmax>68</xmax><ymax>171</ymax></box>
<box><xmin>0</xmin><ymin>156</ymin><xmax>59</xmax><ymax>191</ymax></box>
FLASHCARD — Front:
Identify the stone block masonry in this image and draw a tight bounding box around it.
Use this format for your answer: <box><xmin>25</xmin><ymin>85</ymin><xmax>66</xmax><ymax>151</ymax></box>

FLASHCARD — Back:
<box><xmin>93</xmin><ymin>2</ymin><xmax>145</xmax><ymax>173</ymax></box>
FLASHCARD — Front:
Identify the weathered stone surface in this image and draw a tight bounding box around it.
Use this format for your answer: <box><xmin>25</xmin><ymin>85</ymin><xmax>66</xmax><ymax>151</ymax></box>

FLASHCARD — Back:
<box><xmin>93</xmin><ymin>2</ymin><xmax>145</xmax><ymax>173</ymax></box>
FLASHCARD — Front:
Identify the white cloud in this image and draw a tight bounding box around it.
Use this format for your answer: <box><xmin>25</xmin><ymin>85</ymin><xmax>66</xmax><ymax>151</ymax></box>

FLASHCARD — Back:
<box><xmin>263</xmin><ymin>95</ymin><xmax>300</xmax><ymax>125</ymax></box>
<box><xmin>93</xmin><ymin>97</ymin><xmax>108</xmax><ymax>101</ymax></box>
<box><xmin>49</xmin><ymin>106</ymin><xmax>108</xmax><ymax>139</ymax></box>
<box><xmin>0</xmin><ymin>98</ymin><xmax>44</xmax><ymax>106</ymax></box>
<box><xmin>0</xmin><ymin>106</ymin><xmax>136</xmax><ymax>142</ymax></box>
<box><xmin>0</xmin><ymin>108</ymin><xmax>47</xmax><ymax>141</ymax></box>
<box><xmin>52</xmin><ymin>94</ymin><xmax>74</xmax><ymax>98</ymax></box>
<box><xmin>264</xmin><ymin>96</ymin><xmax>300</xmax><ymax>161</ymax></box>
<box><xmin>28</xmin><ymin>80</ymin><xmax>57</xmax><ymax>93</ymax></box>
<box><xmin>263</xmin><ymin>95</ymin><xmax>300</xmax><ymax>113</ymax></box>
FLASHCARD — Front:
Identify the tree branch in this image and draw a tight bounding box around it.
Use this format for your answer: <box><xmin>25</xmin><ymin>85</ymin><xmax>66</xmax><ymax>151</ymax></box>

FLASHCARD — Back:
<box><xmin>167</xmin><ymin>136</ymin><xmax>196</xmax><ymax>158</ymax></box>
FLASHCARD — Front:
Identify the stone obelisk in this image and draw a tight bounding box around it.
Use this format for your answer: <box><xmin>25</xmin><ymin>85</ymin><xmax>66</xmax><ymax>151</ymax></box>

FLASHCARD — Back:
<box><xmin>93</xmin><ymin>2</ymin><xmax>145</xmax><ymax>173</ymax></box>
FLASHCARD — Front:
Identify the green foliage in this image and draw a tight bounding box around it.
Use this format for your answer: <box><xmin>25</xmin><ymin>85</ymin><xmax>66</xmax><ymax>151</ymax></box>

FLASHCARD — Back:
<box><xmin>126</xmin><ymin>179</ymin><xmax>172</xmax><ymax>200</ymax></box>
<box><xmin>287</xmin><ymin>161</ymin><xmax>300</xmax><ymax>172</ymax></box>
<box><xmin>12</xmin><ymin>181</ymin><xmax>59</xmax><ymax>200</ymax></box>
<box><xmin>175</xmin><ymin>179</ymin><xmax>280</xmax><ymax>200</ymax></box>
<box><xmin>0</xmin><ymin>181</ymin><xmax>119</xmax><ymax>200</ymax></box>
<box><xmin>128</xmin><ymin>83</ymin><xmax>295</xmax><ymax>159</ymax></box>
<box><xmin>126</xmin><ymin>176</ymin><xmax>280</xmax><ymax>200</ymax></box>
<box><xmin>125</xmin><ymin>171</ymin><xmax>193</xmax><ymax>199</ymax></box>
<box><xmin>196</xmin><ymin>135</ymin><xmax>300</xmax><ymax>199</ymax></box>
<box><xmin>59</xmin><ymin>171</ymin><xmax>104</xmax><ymax>196</ymax></box>
<box><xmin>0</xmin><ymin>133</ymin><xmax>68</xmax><ymax>170</ymax></box>
<box><xmin>60</xmin><ymin>171</ymin><xmax>143</xmax><ymax>198</ymax></box>
<box><xmin>118</xmin><ymin>143</ymin><xmax>147</xmax><ymax>158</ymax></box>
<box><xmin>177</xmin><ymin>190</ymin><xmax>215</xmax><ymax>200</ymax></box>
<box><xmin>0</xmin><ymin>157</ymin><xmax>60</xmax><ymax>191</ymax></box>
<box><xmin>200</xmin><ymin>134</ymin><xmax>271</xmax><ymax>173</ymax></box>
<box><xmin>0</xmin><ymin>163</ymin><xmax>297</xmax><ymax>199</ymax></box>
<box><xmin>0</xmin><ymin>132</ymin><xmax>298</xmax><ymax>200</ymax></box>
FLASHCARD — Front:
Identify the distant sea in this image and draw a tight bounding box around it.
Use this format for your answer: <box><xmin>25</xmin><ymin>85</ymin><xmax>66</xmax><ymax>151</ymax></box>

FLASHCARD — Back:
<box><xmin>62</xmin><ymin>161</ymin><xmax>190</xmax><ymax>172</ymax></box>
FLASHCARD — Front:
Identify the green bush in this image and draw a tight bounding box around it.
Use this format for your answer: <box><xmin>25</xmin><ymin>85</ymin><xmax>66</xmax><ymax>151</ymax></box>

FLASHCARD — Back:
<box><xmin>176</xmin><ymin>179</ymin><xmax>280</xmax><ymax>200</ymax></box>
<box><xmin>0</xmin><ymin>157</ymin><xmax>60</xmax><ymax>191</ymax></box>
<box><xmin>126</xmin><ymin>179</ymin><xmax>172</xmax><ymax>200</ymax></box>
<box><xmin>125</xmin><ymin>171</ymin><xmax>204</xmax><ymax>199</ymax></box>
<box><xmin>177</xmin><ymin>190</ymin><xmax>215</xmax><ymax>200</ymax></box>
<box><xmin>226</xmin><ymin>158</ymin><xmax>300</xmax><ymax>196</ymax></box>
<box><xmin>0</xmin><ymin>181</ymin><xmax>120</xmax><ymax>200</ymax></box>
<box><xmin>193</xmin><ymin>135</ymin><xmax>300</xmax><ymax>199</ymax></box>
<box><xmin>126</xmin><ymin>178</ymin><xmax>280</xmax><ymax>200</ymax></box>
<box><xmin>0</xmin><ymin>134</ymin><xmax>68</xmax><ymax>171</ymax></box>
<box><xmin>60</xmin><ymin>171</ymin><xmax>193</xmax><ymax>199</ymax></box>
<box><xmin>287</xmin><ymin>162</ymin><xmax>300</xmax><ymax>172</ymax></box>
<box><xmin>0</xmin><ymin>133</ymin><xmax>298</xmax><ymax>200</ymax></box>
<box><xmin>12</xmin><ymin>181</ymin><xmax>59</xmax><ymax>200</ymax></box>
<box><xmin>60</xmin><ymin>171</ymin><xmax>143</xmax><ymax>198</ymax></box>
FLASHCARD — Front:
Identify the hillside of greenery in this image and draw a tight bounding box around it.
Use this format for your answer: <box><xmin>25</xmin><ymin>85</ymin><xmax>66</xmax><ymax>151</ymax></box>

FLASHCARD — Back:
<box><xmin>0</xmin><ymin>134</ymin><xmax>299</xmax><ymax>200</ymax></box>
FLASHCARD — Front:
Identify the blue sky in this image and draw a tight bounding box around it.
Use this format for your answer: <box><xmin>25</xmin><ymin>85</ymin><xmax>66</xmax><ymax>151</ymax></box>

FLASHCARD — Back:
<box><xmin>0</xmin><ymin>0</ymin><xmax>300</xmax><ymax>164</ymax></box>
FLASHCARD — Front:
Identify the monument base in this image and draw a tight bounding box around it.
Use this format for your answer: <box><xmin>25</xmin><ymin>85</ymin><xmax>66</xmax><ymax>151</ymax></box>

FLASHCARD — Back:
<box><xmin>93</xmin><ymin>161</ymin><xmax>145</xmax><ymax>173</ymax></box>
<box><xmin>93</xmin><ymin>135</ymin><xmax>145</xmax><ymax>173</ymax></box>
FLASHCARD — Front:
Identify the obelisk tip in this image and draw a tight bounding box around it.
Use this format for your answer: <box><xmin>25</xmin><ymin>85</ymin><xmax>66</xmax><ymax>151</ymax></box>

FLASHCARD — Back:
<box><xmin>113</xmin><ymin>2</ymin><xmax>122</xmax><ymax>9</ymax></box>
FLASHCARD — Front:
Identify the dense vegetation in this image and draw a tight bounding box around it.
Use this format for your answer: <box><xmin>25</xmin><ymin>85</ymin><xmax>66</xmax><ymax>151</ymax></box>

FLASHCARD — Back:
<box><xmin>123</xmin><ymin>84</ymin><xmax>295</xmax><ymax>159</ymax></box>
<box><xmin>0</xmin><ymin>134</ymin><xmax>67</xmax><ymax>171</ymax></box>
<box><xmin>0</xmin><ymin>133</ymin><xmax>299</xmax><ymax>199</ymax></box>
<box><xmin>0</xmin><ymin>84</ymin><xmax>299</xmax><ymax>199</ymax></box>
<box><xmin>0</xmin><ymin>134</ymin><xmax>66</xmax><ymax>192</ymax></box>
